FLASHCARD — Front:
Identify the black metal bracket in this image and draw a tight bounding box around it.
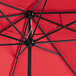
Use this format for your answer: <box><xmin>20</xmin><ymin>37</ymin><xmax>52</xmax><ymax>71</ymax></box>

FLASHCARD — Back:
<box><xmin>25</xmin><ymin>11</ymin><xmax>35</xmax><ymax>19</ymax></box>
<box><xmin>24</xmin><ymin>39</ymin><xmax>35</xmax><ymax>46</ymax></box>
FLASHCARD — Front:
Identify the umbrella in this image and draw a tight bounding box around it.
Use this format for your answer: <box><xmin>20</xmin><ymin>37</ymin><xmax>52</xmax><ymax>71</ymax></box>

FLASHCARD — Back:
<box><xmin>0</xmin><ymin>0</ymin><xmax>76</xmax><ymax>76</ymax></box>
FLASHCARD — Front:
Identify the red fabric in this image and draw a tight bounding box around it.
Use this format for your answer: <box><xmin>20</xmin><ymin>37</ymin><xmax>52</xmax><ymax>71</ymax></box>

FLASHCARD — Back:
<box><xmin>0</xmin><ymin>0</ymin><xmax>76</xmax><ymax>76</ymax></box>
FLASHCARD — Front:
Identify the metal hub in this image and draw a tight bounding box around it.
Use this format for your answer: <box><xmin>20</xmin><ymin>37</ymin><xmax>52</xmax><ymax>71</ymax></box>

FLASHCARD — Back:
<box><xmin>24</xmin><ymin>39</ymin><xmax>35</xmax><ymax>46</ymax></box>
<box><xmin>25</xmin><ymin>11</ymin><xmax>35</xmax><ymax>19</ymax></box>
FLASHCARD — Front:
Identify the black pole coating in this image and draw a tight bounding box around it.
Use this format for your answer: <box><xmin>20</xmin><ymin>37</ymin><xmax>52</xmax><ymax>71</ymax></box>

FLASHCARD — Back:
<box><xmin>28</xmin><ymin>18</ymin><xmax>32</xmax><ymax>76</ymax></box>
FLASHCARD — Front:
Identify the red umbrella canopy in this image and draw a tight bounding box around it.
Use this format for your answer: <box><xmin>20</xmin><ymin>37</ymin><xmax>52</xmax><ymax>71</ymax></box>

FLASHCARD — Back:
<box><xmin>0</xmin><ymin>0</ymin><xmax>76</xmax><ymax>76</ymax></box>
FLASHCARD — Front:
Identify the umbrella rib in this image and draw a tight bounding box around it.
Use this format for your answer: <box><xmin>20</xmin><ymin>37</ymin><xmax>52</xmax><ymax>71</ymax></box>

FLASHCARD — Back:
<box><xmin>54</xmin><ymin>48</ymin><xmax>76</xmax><ymax>74</ymax></box>
<box><xmin>33</xmin><ymin>19</ymin><xmax>76</xmax><ymax>74</ymax></box>
<box><xmin>0</xmin><ymin>13</ymin><xmax>25</xmax><ymax>18</ymax></box>
<box><xmin>35</xmin><ymin>11</ymin><xmax>76</xmax><ymax>14</ymax></box>
<box><xmin>12</xmin><ymin>47</ymin><xmax>27</xmax><ymax>76</ymax></box>
<box><xmin>23</xmin><ymin>20</ymin><xmax>28</xmax><ymax>35</ymax></box>
<box><xmin>12</xmin><ymin>45</ymin><xmax>23</xmax><ymax>76</ymax></box>
<box><xmin>35</xmin><ymin>45</ymin><xmax>76</xmax><ymax>74</ymax></box>
<box><xmin>0</xmin><ymin>16</ymin><xmax>25</xmax><ymax>33</ymax></box>
<box><xmin>35</xmin><ymin>20</ymin><xmax>76</xmax><ymax>42</ymax></box>
<box><xmin>32</xmin><ymin>0</ymin><xmax>47</xmax><ymax>38</ymax></box>
<box><xmin>12</xmin><ymin>20</ymin><xmax>28</xmax><ymax>76</ymax></box>
<box><xmin>35</xmin><ymin>45</ymin><xmax>75</xmax><ymax>74</ymax></box>
<box><xmin>35</xmin><ymin>14</ymin><xmax>76</xmax><ymax>32</ymax></box>
<box><xmin>0</xmin><ymin>2</ymin><xmax>26</xmax><ymax>13</ymax></box>
<box><xmin>0</xmin><ymin>33</ymin><xmax>24</xmax><ymax>42</ymax></box>
<box><xmin>33</xmin><ymin>18</ymin><xmax>76</xmax><ymax>43</ymax></box>
<box><xmin>33</xmin><ymin>18</ymin><xmax>61</xmax><ymax>57</ymax></box>
<box><xmin>32</xmin><ymin>0</ymin><xmax>42</xmax><ymax>11</ymax></box>
<box><xmin>34</xmin><ymin>19</ymin><xmax>76</xmax><ymax>74</ymax></box>
<box><xmin>17</xmin><ymin>46</ymin><xmax>27</xmax><ymax>57</ymax></box>
<box><xmin>35</xmin><ymin>45</ymin><xmax>61</xmax><ymax>56</ymax></box>
<box><xmin>59</xmin><ymin>13</ymin><xmax>76</xmax><ymax>32</ymax></box>
<box><xmin>0</xmin><ymin>10</ymin><xmax>27</xmax><ymax>40</ymax></box>
<box><xmin>36</xmin><ymin>39</ymin><xmax>76</xmax><ymax>44</ymax></box>
<box><xmin>12</xmin><ymin>56</ymin><xmax>19</xmax><ymax>76</ymax></box>
<box><xmin>0</xmin><ymin>43</ymin><xmax>24</xmax><ymax>46</ymax></box>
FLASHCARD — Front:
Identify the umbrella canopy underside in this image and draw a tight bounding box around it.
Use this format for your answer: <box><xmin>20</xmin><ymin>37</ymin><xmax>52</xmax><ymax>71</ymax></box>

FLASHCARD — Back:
<box><xmin>0</xmin><ymin>0</ymin><xmax>76</xmax><ymax>76</ymax></box>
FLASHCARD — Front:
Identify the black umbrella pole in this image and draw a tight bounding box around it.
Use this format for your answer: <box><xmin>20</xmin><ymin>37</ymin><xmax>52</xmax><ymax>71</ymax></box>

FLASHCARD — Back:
<box><xmin>28</xmin><ymin>18</ymin><xmax>32</xmax><ymax>76</ymax></box>
<box><xmin>28</xmin><ymin>45</ymin><xmax>32</xmax><ymax>76</ymax></box>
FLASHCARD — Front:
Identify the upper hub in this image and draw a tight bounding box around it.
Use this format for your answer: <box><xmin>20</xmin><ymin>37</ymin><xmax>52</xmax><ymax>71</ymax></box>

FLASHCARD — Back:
<box><xmin>24</xmin><ymin>39</ymin><xmax>35</xmax><ymax>46</ymax></box>
<box><xmin>25</xmin><ymin>11</ymin><xmax>35</xmax><ymax>19</ymax></box>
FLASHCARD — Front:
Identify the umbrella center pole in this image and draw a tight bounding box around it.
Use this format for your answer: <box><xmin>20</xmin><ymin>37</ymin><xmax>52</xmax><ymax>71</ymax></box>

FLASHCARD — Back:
<box><xmin>27</xmin><ymin>17</ymin><xmax>33</xmax><ymax>76</ymax></box>
<box><xmin>24</xmin><ymin>10</ymin><xmax>35</xmax><ymax>76</ymax></box>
